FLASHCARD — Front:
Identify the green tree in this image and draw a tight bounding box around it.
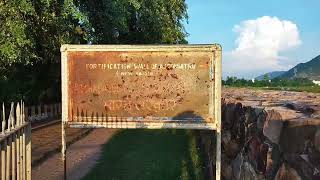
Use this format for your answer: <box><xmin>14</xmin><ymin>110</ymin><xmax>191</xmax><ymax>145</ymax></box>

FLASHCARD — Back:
<box><xmin>79</xmin><ymin>0</ymin><xmax>188</xmax><ymax>44</ymax></box>
<box><xmin>0</xmin><ymin>0</ymin><xmax>189</xmax><ymax>104</ymax></box>
<box><xmin>0</xmin><ymin>0</ymin><xmax>90</xmax><ymax>104</ymax></box>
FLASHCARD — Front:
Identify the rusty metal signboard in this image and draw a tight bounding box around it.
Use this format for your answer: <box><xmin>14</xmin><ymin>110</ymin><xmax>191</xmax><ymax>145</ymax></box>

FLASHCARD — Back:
<box><xmin>61</xmin><ymin>45</ymin><xmax>221</xmax><ymax>130</ymax></box>
<box><xmin>61</xmin><ymin>44</ymin><xmax>222</xmax><ymax>180</ymax></box>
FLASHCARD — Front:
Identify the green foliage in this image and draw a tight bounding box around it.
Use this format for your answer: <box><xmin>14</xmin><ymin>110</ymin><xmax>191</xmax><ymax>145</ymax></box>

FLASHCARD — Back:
<box><xmin>0</xmin><ymin>0</ymin><xmax>89</xmax><ymax>104</ymax></box>
<box><xmin>0</xmin><ymin>0</ymin><xmax>188</xmax><ymax>104</ymax></box>
<box><xmin>79</xmin><ymin>0</ymin><xmax>188</xmax><ymax>44</ymax></box>
<box><xmin>0</xmin><ymin>0</ymin><xmax>35</xmax><ymax>65</ymax></box>
<box><xmin>223</xmin><ymin>76</ymin><xmax>320</xmax><ymax>93</ymax></box>
<box><xmin>0</xmin><ymin>0</ymin><xmax>87</xmax><ymax>66</ymax></box>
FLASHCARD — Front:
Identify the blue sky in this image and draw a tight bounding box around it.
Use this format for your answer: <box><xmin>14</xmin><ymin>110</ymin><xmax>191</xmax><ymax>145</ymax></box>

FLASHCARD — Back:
<box><xmin>184</xmin><ymin>0</ymin><xmax>320</xmax><ymax>78</ymax></box>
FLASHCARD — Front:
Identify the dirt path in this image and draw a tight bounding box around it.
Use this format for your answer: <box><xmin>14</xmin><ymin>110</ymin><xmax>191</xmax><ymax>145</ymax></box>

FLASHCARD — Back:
<box><xmin>32</xmin><ymin>129</ymin><xmax>118</xmax><ymax>180</ymax></box>
<box><xmin>32</xmin><ymin>122</ymin><xmax>91</xmax><ymax>165</ymax></box>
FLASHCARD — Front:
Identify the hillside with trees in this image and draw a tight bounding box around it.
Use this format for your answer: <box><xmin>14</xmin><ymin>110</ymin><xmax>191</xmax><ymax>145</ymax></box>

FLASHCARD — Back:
<box><xmin>255</xmin><ymin>54</ymin><xmax>320</xmax><ymax>81</ymax></box>
<box><xmin>279</xmin><ymin>55</ymin><xmax>320</xmax><ymax>80</ymax></box>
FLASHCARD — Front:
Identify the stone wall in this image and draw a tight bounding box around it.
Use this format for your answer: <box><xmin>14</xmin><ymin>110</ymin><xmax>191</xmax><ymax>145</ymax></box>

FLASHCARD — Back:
<box><xmin>198</xmin><ymin>102</ymin><xmax>320</xmax><ymax>180</ymax></box>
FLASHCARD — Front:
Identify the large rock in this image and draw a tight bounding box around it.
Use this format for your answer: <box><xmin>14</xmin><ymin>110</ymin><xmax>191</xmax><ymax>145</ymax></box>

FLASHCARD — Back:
<box><xmin>315</xmin><ymin>128</ymin><xmax>320</xmax><ymax>152</ymax></box>
<box><xmin>280</xmin><ymin>121</ymin><xmax>317</xmax><ymax>154</ymax></box>
<box><xmin>255</xmin><ymin>108</ymin><xmax>266</xmax><ymax>130</ymax></box>
<box><xmin>275</xmin><ymin>163</ymin><xmax>301</xmax><ymax>180</ymax></box>
<box><xmin>222</xmin><ymin>154</ymin><xmax>233</xmax><ymax>180</ymax></box>
<box><xmin>263</xmin><ymin>110</ymin><xmax>283</xmax><ymax>144</ymax></box>
<box><xmin>284</xmin><ymin>154</ymin><xmax>320</xmax><ymax>179</ymax></box>
<box><xmin>222</xmin><ymin>130</ymin><xmax>231</xmax><ymax>147</ymax></box>
<box><xmin>225</xmin><ymin>140</ymin><xmax>240</xmax><ymax>158</ymax></box>
<box><xmin>239</xmin><ymin>162</ymin><xmax>263</xmax><ymax>180</ymax></box>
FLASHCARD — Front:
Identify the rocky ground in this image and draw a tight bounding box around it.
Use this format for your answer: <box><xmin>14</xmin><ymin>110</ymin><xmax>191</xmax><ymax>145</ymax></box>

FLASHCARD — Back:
<box><xmin>223</xmin><ymin>87</ymin><xmax>320</xmax><ymax>119</ymax></box>
<box><xmin>217</xmin><ymin>87</ymin><xmax>320</xmax><ymax>180</ymax></box>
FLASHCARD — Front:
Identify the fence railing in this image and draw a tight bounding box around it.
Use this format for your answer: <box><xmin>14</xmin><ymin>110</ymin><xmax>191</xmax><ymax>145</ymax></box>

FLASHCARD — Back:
<box><xmin>25</xmin><ymin>103</ymin><xmax>61</xmax><ymax>122</ymax></box>
<box><xmin>0</xmin><ymin>102</ymin><xmax>31</xmax><ymax>180</ymax></box>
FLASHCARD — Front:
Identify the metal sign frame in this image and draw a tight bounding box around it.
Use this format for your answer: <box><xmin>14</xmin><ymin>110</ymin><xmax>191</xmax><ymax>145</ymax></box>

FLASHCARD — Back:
<box><xmin>60</xmin><ymin>44</ymin><xmax>221</xmax><ymax>180</ymax></box>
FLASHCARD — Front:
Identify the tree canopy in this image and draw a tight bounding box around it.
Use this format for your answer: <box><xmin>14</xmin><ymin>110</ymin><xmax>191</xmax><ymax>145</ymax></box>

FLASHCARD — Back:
<box><xmin>0</xmin><ymin>0</ymin><xmax>189</xmax><ymax>104</ymax></box>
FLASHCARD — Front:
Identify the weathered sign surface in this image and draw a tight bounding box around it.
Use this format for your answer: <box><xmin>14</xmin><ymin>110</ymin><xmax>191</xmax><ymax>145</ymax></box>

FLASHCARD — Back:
<box><xmin>61</xmin><ymin>45</ymin><xmax>221</xmax><ymax>129</ymax></box>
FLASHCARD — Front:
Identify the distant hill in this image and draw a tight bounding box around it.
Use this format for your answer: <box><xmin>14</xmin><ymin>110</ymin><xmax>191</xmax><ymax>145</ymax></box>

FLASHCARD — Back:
<box><xmin>255</xmin><ymin>55</ymin><xmax>320</xmax><ymax>81</ymax></box>
<box><xmin>279</xmin><ymin>55</ymin><xmax>320</xmax><ymax>80</ymax></box>
<box><xmin>255</xmin><ymin>71</ymin><xmax>286</xmax><ymax>80</ymax></box>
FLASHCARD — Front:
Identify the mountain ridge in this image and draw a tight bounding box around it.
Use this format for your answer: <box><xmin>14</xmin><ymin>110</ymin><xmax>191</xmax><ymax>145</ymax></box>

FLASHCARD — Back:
<box><xmin>255</xmin><ymin>55</ymin><xmax>320</xmax><ymax>80</ymax></box>
<box><xmin>279</xmin><ymin>55</ymin><xmax>320</xmax><ymax>80</ymax></box>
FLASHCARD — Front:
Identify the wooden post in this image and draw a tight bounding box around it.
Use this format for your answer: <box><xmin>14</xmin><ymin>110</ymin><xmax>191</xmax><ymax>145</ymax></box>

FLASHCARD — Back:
<box><xmin>31</xmin><ymin>106</ymin><xmax>35</xmax><ymax>118</ymax></box>
<box><xmin>1</xmin><ymin>140</ymin><xmax>6</xmax><ymax>180</ymax></box>
<box><xmin>22</xmin><ymin>104</ymin><xmax>27</xmax><ymax>180</ymax></box>
<box><xmin>38</xmin><ymin>105</ymin><xmax>41</xmax><ymax>118</ymax></box>
<box><xmin>6</xmin><ymin>136</ymin><xmax>11</xmax><ymax>180</ymax></box>
<box><xmin>24</xmin><ymin>106</ymin><xmax>28</xmax><ymax>122</ymax></box>
<box><xmin>44</xmin><ymin>104</ymin><xmax>48</xmax><ymax>118</ymax></box>
<box><xmin>50</xmin><ymin>104</ymin><xmax>54</xmax><ymax>118</ymax></box>
<box><xmin>26</xmin><ymin>124</ymin><xmax>31</xmax><ymax>180</ymax></box>
<box><xmin>12</xmin><ymin>133</ymin><xmax>16</xmax><ymax>180</ymax></box>
<box><xmin>5</xmin><ymin>103</ymin><xmax>13</xmax><ymax>180</ymax></box>
<box><xmin>17</xmin><ymin>130</ymin><xmax>20</xmax><ymax>180</ymax></box>
<box><xmin>2</xmin><ymin>103</ymin><xmax>5</xmax><ymax>135</ymax></box>
<box><xmin>1</xmin><ymin>103</ymin><xmax>6</xmax><ymax>179</ymax></box>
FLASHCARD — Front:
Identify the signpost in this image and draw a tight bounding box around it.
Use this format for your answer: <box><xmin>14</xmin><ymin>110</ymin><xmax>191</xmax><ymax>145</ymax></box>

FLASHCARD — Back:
<box><xmin>61</xmin><ymin>44</ymin><xmax>222</xmax><ymax>179</ymax></box>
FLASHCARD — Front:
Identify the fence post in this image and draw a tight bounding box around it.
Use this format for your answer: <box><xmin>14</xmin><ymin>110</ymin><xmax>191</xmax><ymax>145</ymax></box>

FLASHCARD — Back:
<box><xmin>55</xmin><ymin>103</ymin><xmax>59</xmax><ymax>116</ymax></box>
<box><xmin>58</xmin><ymin>103</ymin><xmax>62</xmax><ymax>114</ymax></box>
<box><xmin>43</xmin><ymin>104</ymin><xmax>49</xmax><ymax>117</ymax></box>
<box><xmin>38</xmin><ymin>105</ymin><xmax>42</xmax><ymax>119</ymax></box>
<box><xmin>26</xmin><ymin>124</ymin><xmax>31</xmax><ymax>180</ymax></box>
<box><xmin>24</xmin><ymin>106</ymin><xmax>29</xmax><ymax>122</ymax></box>
<box><xmin>1</xmin><ymin>139</ymin><xmax>6</xmax><ymax>180</ymax></box>
<box><xmin>7</xmin><ymin>103</ymin><xmax>15</xmax><ymax>180</ymax></box>
<box><xmin>0</xmin><ymin>102</ymin><xmax>31</xmax><ymax>180</ymax></box>
<box><xmin>53</xmin><ymin>104</ymin><xmax>57</xmax><ymax>117</ymax></box>
<box><xmin>2</xmin><ymin>103</ymin><xmax>5</xmax><ymax>134</ymax></box>
<box><xmin>31</xmin><ymin>106</ymin><xmax>36</xmax><ymax>121</ymax></box>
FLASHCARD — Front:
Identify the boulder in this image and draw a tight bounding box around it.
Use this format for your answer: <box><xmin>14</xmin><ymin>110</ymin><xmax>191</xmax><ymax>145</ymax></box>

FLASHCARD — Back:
<box><xmin>275</xmin><ymin>163</ymin><xmax>301</xmax><ymax>180</ymax></box>
<box><xmin>263</xmin><ymin>110</ymin><xmax>283</xmax><ymax>144</ymax></box>
<box><xmin>280</xmin><ymin>119</ymin><xmax>317</xmax><ymax>154</ymax></box>
<box><xmin>222</xmin><ymin>154</ymin><xmax>233</xmax><ymax>180</ymax></box>
<box><xmin>222</xmin><ymin>130</ymin><xmax>231</xmax><ymax>147</ymax></box>
<box><xmin>239</xmin><ymin>162</ymin><xmax>262</xmax><ymax>180</ymax></box>
<box><xmin>256</xmin><ymin>109</ymin><xmax>266</xmax><ymax>130</ymax></box>
<box><xmin>225</xmin><ymin>140</ymin><xmax>239</xmax><ymax>158</ymax></box>
<box><xmin>231</xmin><ymin>154</ymin><xmax>243</xmax><ymax>180</ymax></box>
<box><xmin>315</xmin><ymin>128</ymin><xmax>320</xmax><ymax>152</ymax></box>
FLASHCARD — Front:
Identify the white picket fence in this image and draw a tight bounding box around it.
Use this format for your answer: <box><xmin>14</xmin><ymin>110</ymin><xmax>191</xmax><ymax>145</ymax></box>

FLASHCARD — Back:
<box><xmin>0</xmin><ymin>102</ymin><xmax>31</xmax><ymax>180</ymax></box>
<box><xmin>25</xmin><ymin>103</ymin><xmax>61</xmax><ymax>122</ymax></box>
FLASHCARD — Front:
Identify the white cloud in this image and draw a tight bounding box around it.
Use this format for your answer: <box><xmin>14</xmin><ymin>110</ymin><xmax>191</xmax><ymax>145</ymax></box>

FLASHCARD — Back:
<box><xmin>224</xmin><ymin>16</ymin><xmax>301</xmax><ymax>78</ymax></box>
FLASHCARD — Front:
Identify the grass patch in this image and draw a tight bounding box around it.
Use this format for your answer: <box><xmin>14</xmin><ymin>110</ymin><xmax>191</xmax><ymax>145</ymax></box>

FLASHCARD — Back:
<box><xmin>83</xmin><ymin>129</ymin><xmax>204</xmax><ymax>180</ymax></box>
<box><xmin>227</xmin><ymin>85</ymin><xmax>320</xmax><ymax>93</ymax></box>
<box><xmin>261</xmin><ymin>86</ymin><xmax>320</xmax><ymax>93</ymax></box>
